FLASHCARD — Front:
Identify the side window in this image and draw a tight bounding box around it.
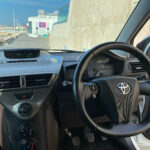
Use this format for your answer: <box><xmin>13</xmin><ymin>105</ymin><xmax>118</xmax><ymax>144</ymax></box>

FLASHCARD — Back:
<box><xmin>133</xmin><ymin>19</ymin><xmax>150</xmax><ymax>131</ymax></box>
<box><xmin>133</xmin><ymin>19</ymin><xmax>150</xmax><ymax>55</ymax></box>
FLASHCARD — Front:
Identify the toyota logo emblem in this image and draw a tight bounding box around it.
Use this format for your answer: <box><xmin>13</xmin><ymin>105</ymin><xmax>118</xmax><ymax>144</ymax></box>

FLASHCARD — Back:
<box><xmin>116</xmin><ymin>83</ymin><xmax>130</xmax><ymax>95</ymax></box>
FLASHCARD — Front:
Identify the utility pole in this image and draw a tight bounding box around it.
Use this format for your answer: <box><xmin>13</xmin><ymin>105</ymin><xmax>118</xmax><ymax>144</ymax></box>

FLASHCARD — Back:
<box><xmin>16</xmin><ymin>18</ymin><xmax>18</xmax><ymax>30</ymax></box>
<box><xmin>16</xmin><ymin>18</ymin><xmax>20</xmax><ymax>35</ymax></box>
<box><xmin>13</xmin><ymin>9</ymin><xmax>15</xmax><ymax>30</ymax></box>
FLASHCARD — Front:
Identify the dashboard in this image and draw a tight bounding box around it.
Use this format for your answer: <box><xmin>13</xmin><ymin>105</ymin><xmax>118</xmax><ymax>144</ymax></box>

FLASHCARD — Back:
<box><xmin>0</xmin><ymin>48</ymin><xmax>147</xmax><ymax>150</ymax></box>
<box><xmin>0</xmin><ymin>49</ymin><xmax>145</xmax><ymax>122</ymax></box>
<box><xmin>0</xmin><ymin>49</ymin><xmax>146</xmax><ymax>123</ymax></box>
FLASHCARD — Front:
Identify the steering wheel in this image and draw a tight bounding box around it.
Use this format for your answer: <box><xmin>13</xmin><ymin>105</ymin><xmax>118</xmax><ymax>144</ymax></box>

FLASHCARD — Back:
<box><xmin>73</xmin><ymin>42</ymin><xmax>150</xmax><ymax>137</ymax></box>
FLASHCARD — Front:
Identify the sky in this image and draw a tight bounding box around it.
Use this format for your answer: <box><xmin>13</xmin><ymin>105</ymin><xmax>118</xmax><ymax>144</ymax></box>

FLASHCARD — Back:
<box><xmin>0</xmin><ymin>0</ymin><xmax>70</xmax><ymax>26</ymax></box>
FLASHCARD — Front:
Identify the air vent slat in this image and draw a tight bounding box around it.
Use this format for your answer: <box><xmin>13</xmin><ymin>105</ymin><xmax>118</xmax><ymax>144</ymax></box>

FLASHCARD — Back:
<box><xmin>0</xmin><ymin>76</ymin><xmax>20</xmax><ymax>89</ymax></box>
<box><xmin>26</xmin><ymin>74</ymin><xmax>52</xmax><ymax>87</ymax></box>
<box><xmin>129</xmin><ymin>62</ymin><xmax>145</xmax><ymax>73</ymax></box>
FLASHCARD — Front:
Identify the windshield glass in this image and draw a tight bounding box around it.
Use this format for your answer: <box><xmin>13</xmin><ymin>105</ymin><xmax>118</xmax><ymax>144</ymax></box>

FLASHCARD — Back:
<box><xmin>0</xmin><ymin>0</ymin><xmax>139</xmax><ymax>51</ymax></box>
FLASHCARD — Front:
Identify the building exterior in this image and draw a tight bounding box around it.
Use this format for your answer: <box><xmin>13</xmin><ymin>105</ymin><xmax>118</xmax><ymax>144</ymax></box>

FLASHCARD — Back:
<box><xmin>27</xmin><ymin>10</ymin><xmax>58</xmax><ymax>37</ymax></box>
<box><xmin>49</xmin><ymin>0</ymin><xmax>140</xmax><ymax>51</ymax></box>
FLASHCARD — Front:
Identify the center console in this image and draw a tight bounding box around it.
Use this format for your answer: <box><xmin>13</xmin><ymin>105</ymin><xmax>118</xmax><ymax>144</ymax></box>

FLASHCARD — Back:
<box><xmin>0</xmin><ymin>49</ymin><xmax>63</xmax><ymax>150</ymax></box>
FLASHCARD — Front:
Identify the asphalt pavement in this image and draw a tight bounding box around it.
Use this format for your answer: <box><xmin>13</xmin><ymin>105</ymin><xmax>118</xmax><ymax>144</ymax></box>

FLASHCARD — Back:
<box><xmin>0</xmin><ymin>33</ymin><xmax>50</xmax><ymax>49</ymax></box>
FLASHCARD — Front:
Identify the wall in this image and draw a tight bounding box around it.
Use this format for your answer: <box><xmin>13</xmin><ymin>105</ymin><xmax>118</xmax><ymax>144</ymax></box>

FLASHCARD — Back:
<box><xmin>49</xmin><ymin>0</ymin><xmax>140</xmax><ymax>51</ymax></box>
<box><xmin>49</xmin><ymin>23</ymin><xmax>69</xmax><ymax>49</ymax></box>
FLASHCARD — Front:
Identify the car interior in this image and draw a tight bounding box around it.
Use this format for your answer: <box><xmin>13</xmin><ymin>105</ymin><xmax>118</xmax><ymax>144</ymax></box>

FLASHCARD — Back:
<box><xmin>0</xmin><ymin>0</ymin><xmax>150</xmax><ymax>150</ymax></box>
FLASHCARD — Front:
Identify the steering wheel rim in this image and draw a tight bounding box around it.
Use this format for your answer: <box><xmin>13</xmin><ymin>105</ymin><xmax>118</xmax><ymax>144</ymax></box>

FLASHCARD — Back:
<box><xmin>73</xmin><ymin>42</ymin><xmax>150</xmax><ymax>137</ymax></box>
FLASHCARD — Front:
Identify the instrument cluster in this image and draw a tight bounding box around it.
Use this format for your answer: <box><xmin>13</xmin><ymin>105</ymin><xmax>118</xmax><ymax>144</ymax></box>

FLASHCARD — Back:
<box><xmin>87</xmin><ymin>55</ymin><xmax>114</xmax><ymax>78</ymax></box>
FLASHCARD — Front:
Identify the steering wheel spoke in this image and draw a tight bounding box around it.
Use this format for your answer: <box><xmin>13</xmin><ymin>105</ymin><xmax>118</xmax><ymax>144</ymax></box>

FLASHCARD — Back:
<box><xmin>79</xmin><ymin>82</ymin><xmax>99</xmax><ymax>103</ymax></box>
<box><xmin>139</xmin><ymin>80</ymin><xmax>150</xmax><ymax>95</ymax></box>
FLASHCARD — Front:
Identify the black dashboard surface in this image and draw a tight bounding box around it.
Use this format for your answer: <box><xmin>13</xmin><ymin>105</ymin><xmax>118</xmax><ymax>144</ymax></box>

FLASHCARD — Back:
<box><xmin>53</xmin><ymin>52</ymin><xmax>125</xmax><ymax>81</ymax></box>
<box><xmin>51</xmin><ymin>51</ymin><xmax>146</xmax><ymax>81</ymax></box>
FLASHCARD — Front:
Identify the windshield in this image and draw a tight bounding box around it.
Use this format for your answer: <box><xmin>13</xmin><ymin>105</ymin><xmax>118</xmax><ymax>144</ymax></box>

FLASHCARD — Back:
<box><xmin>0</xmin><ymin>0</ymin><xmax>140</xmax><ymax>51</ymax></box>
